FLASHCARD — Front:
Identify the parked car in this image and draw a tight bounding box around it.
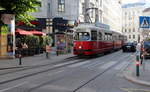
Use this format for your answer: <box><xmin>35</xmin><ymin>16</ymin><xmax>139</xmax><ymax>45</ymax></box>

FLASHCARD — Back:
<box><xmin>122</xmin><ymin>42</ymin><xmax>136</xmax><ymax>52</ymax></box>
<box><xmin>140</xmin><ymin>41</ymin><xmax>150</xmax><ymax>58</ymax></box>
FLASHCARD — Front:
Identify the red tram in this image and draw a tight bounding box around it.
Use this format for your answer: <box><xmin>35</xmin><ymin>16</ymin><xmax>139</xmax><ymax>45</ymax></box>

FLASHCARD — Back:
<box><xmin>73</xmin><ymin>24</ymin><xmax>126</xmax><ymax>56</ymax></box>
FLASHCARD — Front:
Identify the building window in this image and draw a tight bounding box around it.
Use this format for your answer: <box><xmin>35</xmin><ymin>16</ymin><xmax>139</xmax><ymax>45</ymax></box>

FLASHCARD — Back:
<box><xmin>129</xmin><ymin>29</ymin><xmax>131</xmax><ymax>32</ymax></box>
<box><xmin>133</xmin><ymin>28</ymin><xmax>135</xmax><ymax>32</ymax></box>
<box><xmin>124</xmin><ymin>29</ymin><xmax>127</xmax><ymax>32</ymax></box>
<box><xmin>82</xmin><ymin>3</ymin><xmax>85</xmax><ymax>15</ymax></box>
<box><xmin>48</xmin><ymin>3</ymin><xmax>51</xmax><ymax>14</ymax></box>
<box><xmin>133</xmin><ymin>35</ymin><xmax>135</xmax><ymax>39</ymax></box>
<box><xmin>58</xmin><ymin>0</ymin><xmax>65</xmax><ymax>12</ymax></box>
<box><xmin>129</xmin><ymin>35</ymin><xmax>131</xmax><ymax>39</ymax></box>
<box><xmin>100</xmin><ymin>0</ymin><xmax>102</xmax><ymax>7</ymax></box>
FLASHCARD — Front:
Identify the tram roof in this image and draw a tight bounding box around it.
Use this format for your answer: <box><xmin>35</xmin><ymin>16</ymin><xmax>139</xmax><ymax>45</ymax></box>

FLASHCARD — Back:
<box><xmin>74</xmin><ymin>24</ymin><xmax>106</xmax><ymax>30</ymax></box>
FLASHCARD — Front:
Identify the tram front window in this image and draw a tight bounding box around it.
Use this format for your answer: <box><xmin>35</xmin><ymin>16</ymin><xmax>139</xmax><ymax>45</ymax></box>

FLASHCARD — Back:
<box><xmin>74</xmin><ymin>32</ymin><xmax>90</xmax><ymax>41</ymax></box>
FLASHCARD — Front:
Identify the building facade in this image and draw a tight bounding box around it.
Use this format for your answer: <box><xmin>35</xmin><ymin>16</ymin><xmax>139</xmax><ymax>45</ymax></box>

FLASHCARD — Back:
<box><xmin>122</xmin><ymin>3</ymin><xmax>145</xmax><ymax>42</ymax></box>
<box><xmin>141</xmin><ymin>7</ymin><xmax>150</xmax><ymax>40</ymax></box>
<box><xmin>30</xmin><ymin>0</ymin><xmax>122</xmax><ymax>31</ymax></box>
<box><xmin>103</xmin><ymin>0</ymin><xmax>122</xmax><ymax>33</ymax></box>
<box><xmin>50</xmin><ymin>0</ymin><xmax>100</xmax><ymax>23</ymax></box>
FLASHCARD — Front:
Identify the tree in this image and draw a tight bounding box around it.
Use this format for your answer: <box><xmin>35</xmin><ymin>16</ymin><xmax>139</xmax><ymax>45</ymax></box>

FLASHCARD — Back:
<box><xmin>0</xmin><ymin>0</ymin><xmax>41</xmax><ymax>25</ymax></box>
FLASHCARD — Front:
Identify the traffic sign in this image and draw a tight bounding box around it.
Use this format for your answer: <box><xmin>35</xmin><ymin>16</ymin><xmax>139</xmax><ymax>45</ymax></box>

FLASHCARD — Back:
<box><xmin>139</xmin><ymin>16</ymin><xmax>150</xmax><ymax>28</ymax></box>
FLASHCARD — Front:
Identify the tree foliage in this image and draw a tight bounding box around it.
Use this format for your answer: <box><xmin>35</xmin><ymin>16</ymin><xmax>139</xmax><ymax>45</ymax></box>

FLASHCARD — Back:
<box><xmin>0</xmin><ymin>0</ymin><xmax>41</xmax><ymax>25</ymax></box>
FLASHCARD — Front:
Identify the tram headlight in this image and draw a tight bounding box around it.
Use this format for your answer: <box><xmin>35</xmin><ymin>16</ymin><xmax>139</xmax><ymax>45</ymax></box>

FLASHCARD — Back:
<box><xmin>79</xmin><ymin>46</ymin><xmax>82</xmax><ymax>49</ymax></box>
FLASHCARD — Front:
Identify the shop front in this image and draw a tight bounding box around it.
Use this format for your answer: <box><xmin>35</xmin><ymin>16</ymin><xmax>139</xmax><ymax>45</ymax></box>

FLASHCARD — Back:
<box><xmin>53</xmin><ymin>17</ymin><xmax>75</xmax><ymax>55</ymax></box>
<box><xmin>0</xmin><ymin>11</ymin><xmax>15</xmax><ymax>59</ymax></box>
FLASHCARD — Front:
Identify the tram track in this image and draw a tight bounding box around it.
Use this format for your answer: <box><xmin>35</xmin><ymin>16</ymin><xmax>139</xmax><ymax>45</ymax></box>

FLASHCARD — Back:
<box><xmin>0</xmin><ymin>58</ymin><xmax>87</xmax><ymax>85</ymax></box>
<box><xmin>23</xmin><ymin>52</ymin><xmax>131</xmax><ymax>92</ymax></box>
<box><xmin>0</xmin><ymin>50</ymin><xmax>122</xmax><ymax>76</ymax></box>
<box><xmin>0</xmin><ymin>51</ymin><xmax>122</xmax><ymax>86</ymax></box>
<box><xmin>0</xmin><ymin>51</ymin><xmax>130</xmax><ymax>92</ymax></box>
<box><xmin>0</xmin><ymin>56</ymin><xmax>79</xmax><ymax>76</ymax></box>
<box><xmin>72</xmin><ymin>53</ymin><xmax>133</xmax><ymax>92</ymax></box>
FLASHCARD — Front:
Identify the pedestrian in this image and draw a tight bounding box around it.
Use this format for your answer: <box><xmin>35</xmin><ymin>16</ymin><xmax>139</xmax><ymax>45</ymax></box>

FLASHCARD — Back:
<box><xmin>46</xmin><ymin>44</ymin><xmax>51</xmax><ymax>59</ymax></box>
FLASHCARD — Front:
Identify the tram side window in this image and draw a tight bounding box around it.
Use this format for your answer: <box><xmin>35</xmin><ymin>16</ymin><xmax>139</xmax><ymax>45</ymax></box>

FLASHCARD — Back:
<box><xmin>110</xmin><ymin>34</ymin><xmax>112</xmax><ymax>41</ymax></box>
<box><xmin>74</xmin><ymin>33</ymin><xmax>79</xmax><ymax>40</ymax></box>
<box><xmin>119</xmin><ymin>35</ymin><xmax>122</xmax><ymax>40</ymax></box>
<box><xmin>105</xmin><ymin>33</ymin><xmax>111</xmax><ymax>41</ymax></box>
<box><xmin>91</xmin><ymin>30</ymin><xmax>97</xmax><ymax>40</ymax></box>
<box><xmin>98</xmin><ymin>32</ymin><xmax>102</xmax><ymax>40</ymax></box>
<box><xmin>104</xmin><ymin>35</ymin><xmax>107</xmax><ymax>41</ymax></box>
<box><xmin>113</xmin><ymin>35</ymin><xmax>117</xmax><ymax>41</ymax></box>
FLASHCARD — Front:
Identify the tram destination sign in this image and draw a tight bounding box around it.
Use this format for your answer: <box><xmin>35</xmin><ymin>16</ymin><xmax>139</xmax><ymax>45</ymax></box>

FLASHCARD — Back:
<box><xmin>139</xmin><ymin>16</ymin><xmax>150</xmax><ymax>29</ymax></box>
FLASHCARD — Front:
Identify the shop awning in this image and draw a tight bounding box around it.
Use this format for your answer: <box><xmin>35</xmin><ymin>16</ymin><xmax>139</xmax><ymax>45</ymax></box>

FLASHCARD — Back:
<box><xmin>30</xmin><ymin>30</ymin><xmax>46</xmax><ymax>36</ymax></box>
<box><xmin>15</xmin><ymin>29</ymin><xmax>33</xmax><ymax>35</ymax></box>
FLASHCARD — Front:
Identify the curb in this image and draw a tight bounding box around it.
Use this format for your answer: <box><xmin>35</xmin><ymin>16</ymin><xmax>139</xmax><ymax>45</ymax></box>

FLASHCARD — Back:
<box><xmin>0</xmin><ymin>54</ymin><xmax>75</xmax><ymax>70</ymax></box>
<box><xmin>0</xmin><ymin>66</ymin><xmax>29</xmax><ymax>70</ymax></box>
<box><xmin>123</xmin><ymin>70</ymin><xmax>150</xmax><ymax>87</ymax></box>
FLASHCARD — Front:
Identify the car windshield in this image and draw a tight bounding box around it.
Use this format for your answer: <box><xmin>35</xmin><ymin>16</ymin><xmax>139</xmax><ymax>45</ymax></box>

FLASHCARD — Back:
<box><xmin>74</xmin><ymin>32</ymin><xmax>90</xmax><ymax>41</ymax></box>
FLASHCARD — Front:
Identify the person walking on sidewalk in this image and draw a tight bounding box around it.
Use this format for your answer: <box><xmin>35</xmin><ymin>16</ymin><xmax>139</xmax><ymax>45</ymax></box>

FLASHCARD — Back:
<box><xmin>45</xmin><ymin>35</ymin><xmax>53</xmax><ymax>59</ymax></box>
<box><xmin>46</xmin><ymin>45</ymin><xmax>51</xmax><ymax>59</ymax></box>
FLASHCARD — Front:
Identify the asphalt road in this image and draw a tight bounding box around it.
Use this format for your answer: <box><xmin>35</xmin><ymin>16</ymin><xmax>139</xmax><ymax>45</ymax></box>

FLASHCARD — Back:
<box><xmin>0</xmin><ymin>51</ymin><xmax>150</xmax><ymax>92</ymax></box>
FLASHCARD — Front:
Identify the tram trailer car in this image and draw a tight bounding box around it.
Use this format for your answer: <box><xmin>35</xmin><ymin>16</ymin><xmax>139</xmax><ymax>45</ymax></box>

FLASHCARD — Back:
<box><xmin>73</xmin><ymin>25</ymin><xmax>125</xmax><ymax>56</ymax></box>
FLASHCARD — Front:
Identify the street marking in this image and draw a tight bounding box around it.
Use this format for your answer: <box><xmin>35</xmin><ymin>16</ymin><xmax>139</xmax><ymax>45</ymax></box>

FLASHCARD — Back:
<box><xmin>81</xmin><ymin>60</ymin><xmax>104</xmax><ymax>68</ymax></box>
<box><xmin>68</xmin><ymin>60</ymin><xmax>92</xmax><ymax>68</ymax></box>
<box><xmin>0</xmin><ymin>82</ymin><xmax>27</xmax><ymax>92</ymax></box>
<box><xmin>100</xmin><ymin>61</ymin><xmax>116</xmax><ymax>69</ymax></box>
<box><xmin>48</xmin><ymin>70</ymin><xmax>64</xmax><ymax>76</ymax></box>
<box><xmin>121</xmin><ymin>88</ymin><xmax>150</xmax><ymax>92</ymax></box>
<box><xmin>114</xmin><ymin>61</ymin><xmax>128</xmax><ymax>70</ymax></box>
<box><xmin>54</xmin><ymin>60</ymin><xmax>79</xmax><ymax>67</ymax></box>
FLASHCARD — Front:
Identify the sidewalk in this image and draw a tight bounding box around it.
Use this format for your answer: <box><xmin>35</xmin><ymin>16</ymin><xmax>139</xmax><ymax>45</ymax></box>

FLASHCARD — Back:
<box><xmin>0</xmin><ymin>47</ymin><xmax>75</xmax><ymax>70</ymax></box>
<box><xmin>124</xmin><ymin>59</ymin><xmax>150</xmax><ymax>86</ymax></box>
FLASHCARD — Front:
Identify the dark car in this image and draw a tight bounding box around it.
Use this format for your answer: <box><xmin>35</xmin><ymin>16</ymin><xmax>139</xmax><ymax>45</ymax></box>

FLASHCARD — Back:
<box><xmin>140</xmin><ymin>41</ymin><xmax>150</xmax><ymax>58</ymax></box>
<box><xmin>122</xmin><ymin>42</ymin><xmax>136</xmax><ymax>52</ymax></box>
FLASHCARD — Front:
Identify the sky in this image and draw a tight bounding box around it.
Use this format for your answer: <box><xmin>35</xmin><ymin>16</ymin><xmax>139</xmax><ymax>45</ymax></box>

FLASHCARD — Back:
<box><xmin>122</xmin><ymin>0</ymin><xmax>144</xmax><ymax>4</ymax></box>
<box><xmin>122</xmin><ymin>0</ymin><xmax>150</xmax><ymax>7</ymax></box>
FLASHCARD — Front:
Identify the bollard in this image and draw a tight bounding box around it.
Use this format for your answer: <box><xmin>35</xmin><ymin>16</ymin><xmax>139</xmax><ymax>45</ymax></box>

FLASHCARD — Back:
<box><xmin>46</xmin><ymin>52</ymin><xmax>49</xmax><ymax>59</ymax></box>
<box><xmin>56</xmin><ymin>50</ymin><xmax>59</xmax><ymax>56</ymax></box>
<box><xmin>19</xmin><ymin>54</ymin><xmax>22</xmax><ymax>65</ymax></box>
<box><xmin>136</xmin><ymin>55</ymin><xmax>140</xmax><ymax>77</ymax></box>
